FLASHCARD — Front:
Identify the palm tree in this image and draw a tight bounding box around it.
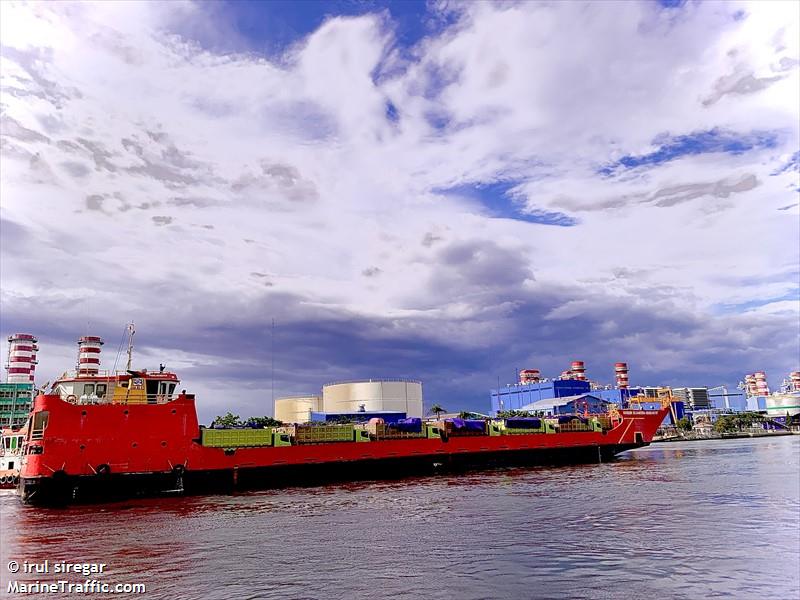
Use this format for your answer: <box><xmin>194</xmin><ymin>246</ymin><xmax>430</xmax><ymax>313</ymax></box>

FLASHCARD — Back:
<box><xmin>428</xmin><ymin>404</ymin><xmax>446</xmax><ymax>419</ymax></box>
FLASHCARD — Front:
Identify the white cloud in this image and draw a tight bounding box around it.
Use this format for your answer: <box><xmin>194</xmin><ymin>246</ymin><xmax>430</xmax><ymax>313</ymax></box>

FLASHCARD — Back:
<box><xmin>1</xmin><ymin>0</ymin><xmax>797</xmax><ymax>408</ymax></box>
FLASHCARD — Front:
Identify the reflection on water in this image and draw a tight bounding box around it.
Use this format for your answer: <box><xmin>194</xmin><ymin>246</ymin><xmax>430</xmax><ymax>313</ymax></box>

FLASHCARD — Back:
<box><xmin>2</xmin><ymin>436</ymin><xmax>798</xmax><ymax>600</ymax></box>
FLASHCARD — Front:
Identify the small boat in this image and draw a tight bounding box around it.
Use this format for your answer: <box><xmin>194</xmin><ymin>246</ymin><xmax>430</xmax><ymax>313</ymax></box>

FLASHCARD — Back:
<box><xmin>0</xmin><ymin>428</ymin><xmax>25</xmax><ymax>489</ymax></box>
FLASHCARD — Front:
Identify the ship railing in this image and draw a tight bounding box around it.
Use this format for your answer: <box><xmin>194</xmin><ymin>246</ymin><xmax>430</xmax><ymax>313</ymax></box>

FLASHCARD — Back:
<box><xmin>64</xmin><ymin>394</ymin><xmax>177</xmax><ymax>405</ymax></box>
<box><xmin>57</xmin><ymin>369</ymin><xmax>177</xmax><ymax>380</ymax></box>
<box><xmin>138</xmin><ymin>394</ymin><xmax>177</xmax><ymax>405</ymax></box>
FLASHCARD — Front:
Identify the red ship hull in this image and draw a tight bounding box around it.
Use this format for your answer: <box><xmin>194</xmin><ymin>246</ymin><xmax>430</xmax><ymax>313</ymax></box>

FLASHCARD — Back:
<box><xmin>19</xmin><ymin>393</ymin><xmax>669</xmax><ymax>505</ymax></box>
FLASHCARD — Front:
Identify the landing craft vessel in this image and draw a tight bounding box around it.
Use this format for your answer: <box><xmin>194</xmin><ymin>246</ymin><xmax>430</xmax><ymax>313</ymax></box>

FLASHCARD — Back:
<box><xmin>17</xmin><ymin>335</ymin><xmax>669</xmax><ymax>505</ymax></box>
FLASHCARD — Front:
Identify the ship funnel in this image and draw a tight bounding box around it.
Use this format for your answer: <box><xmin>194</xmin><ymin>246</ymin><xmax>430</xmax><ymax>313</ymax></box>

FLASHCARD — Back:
<box><xmin>6</xmin><ymin>333</ymin><xmax>38</xmax><ymax>383</ymax></box>
<box><xmin>77</xmin><ymin>336</ymin><xmax>104</xmax><ymax>377</ymax></box>
<box><xmin>615</xmin><ymin>362</ymin><xmax>629</xmax><ymax>389</ymax></box>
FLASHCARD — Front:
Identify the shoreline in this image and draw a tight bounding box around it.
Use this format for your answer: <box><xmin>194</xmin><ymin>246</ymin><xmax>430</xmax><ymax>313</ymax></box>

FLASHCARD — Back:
<box><xmin>653</xmin><ymin>430</ymin><xmax>795</xmax><ymax>443</ymax></box>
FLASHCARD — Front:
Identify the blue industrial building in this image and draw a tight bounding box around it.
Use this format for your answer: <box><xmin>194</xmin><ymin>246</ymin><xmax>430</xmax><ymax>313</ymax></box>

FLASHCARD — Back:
<box><xmin>520</xmin><ymin>394</ymin><xmax>611</xmax><ymax>416</ymax></box>
<box><xmin>490</xmin><ymin>380</ymin><xmax>644</xmax><ymax>416</ymax></box>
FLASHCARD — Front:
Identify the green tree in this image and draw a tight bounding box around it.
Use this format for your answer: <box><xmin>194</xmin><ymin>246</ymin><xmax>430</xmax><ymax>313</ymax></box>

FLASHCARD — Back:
<box><xmin>211</xmin><ymin>412</ymin><xmax>242</xmax><ymax>428</ymax></box>
<box><xmin>429</xmin><ymin>404</ymin><xmax>446</xmax><ymax>419</ymax></box>
<box><xmin>677</xmin><ymin>417</ymin><xmax>692</xmax><ymax>431</ymax></box>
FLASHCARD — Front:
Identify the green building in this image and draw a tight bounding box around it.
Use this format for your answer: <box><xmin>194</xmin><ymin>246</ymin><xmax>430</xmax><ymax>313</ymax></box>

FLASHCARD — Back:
<box><xmin>0</xmin><ymin>382</ymin><xmax>34</xmax><ymax>428</ymax></box>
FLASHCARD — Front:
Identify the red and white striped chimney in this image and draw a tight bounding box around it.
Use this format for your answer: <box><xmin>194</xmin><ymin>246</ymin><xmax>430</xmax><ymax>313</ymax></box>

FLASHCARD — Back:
<box><xmin>519</xmin><ymin>369</ymin><xmax>541</xmax><ymax>384</ymax></box>
<box><xmin>790</xmin><ymin>371</ymin><xmax>800</xmax><ymax>392</ymax></box>
<box><xmin>753</xmin><ymin>371</ymin><xmax>769</xmax><ymax>396</ymax></box>
<box><xmin>615</xmin><ymin>362</ymin><xmax>629</xmax><ymax>389</ymax></box>
<box><xmin>571</xmin><ymin>361</ymin><xmax>586</xmax><ymax>381</ymax></box>
<box><xmin>6</xmin><ymin>333</ymin><xmax>38</xmax><ymax>384</ymax></box>
<box><xmin>77</xmin><ymin>335</ymin><xmax>104</xmax><ymax>377</ymax></box>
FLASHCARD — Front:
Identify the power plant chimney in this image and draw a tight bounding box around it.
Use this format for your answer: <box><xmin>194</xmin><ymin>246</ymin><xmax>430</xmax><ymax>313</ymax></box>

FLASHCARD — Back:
<box><xmin>615</xmin><ymin>362</ymin><xmax>629</xmax><ymax>389</ymax></box>
<box><xmin>6</xmin><ymin>333</ymin><xmax>38</xmax><ymax>383</ymax></box>
<box><xmin>77</xmin><ymin>336</ymin><xmax>104</xmax><ymax>377</ymax></box>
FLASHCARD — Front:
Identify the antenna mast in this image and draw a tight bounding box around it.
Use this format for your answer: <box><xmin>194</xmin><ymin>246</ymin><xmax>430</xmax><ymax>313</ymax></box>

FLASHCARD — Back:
<box><xmin>125</xmin><ymin>323</ymin><xmax>136</xmax><ymax>371</ymax></box>
<box><xmin>271</xmin><ymin>319</ymin><xmax>275</xmax><ymax>416</ymax></box>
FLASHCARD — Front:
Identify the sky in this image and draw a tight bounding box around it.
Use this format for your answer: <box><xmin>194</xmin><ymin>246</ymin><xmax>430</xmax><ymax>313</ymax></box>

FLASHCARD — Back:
<box><xmin>0</xmin><ymin>0</ymin><xmax>798</xmax><ymax>423</ymax></box>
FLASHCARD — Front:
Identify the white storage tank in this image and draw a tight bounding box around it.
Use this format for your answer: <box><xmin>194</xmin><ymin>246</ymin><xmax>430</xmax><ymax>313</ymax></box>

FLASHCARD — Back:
<box><xmin>274</xmin><ymin>395</ymin><xmax>321</xmax><ymax>424</ymax></box>
<box><xmin>322</xmin><ymin>379</ymin><xmax>423</xmax><ymax>418</ymax></box>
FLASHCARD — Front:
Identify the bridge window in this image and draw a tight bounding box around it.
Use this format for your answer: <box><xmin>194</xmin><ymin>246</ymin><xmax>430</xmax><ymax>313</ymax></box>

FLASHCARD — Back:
<box><xmin>83</xmin><ymin>384</ymin><xmax>95</xmax><ymax>395</ymax></box>
<box><xmin>96</xmin><ymin>384</ymin><xmax>107</xmax><ymax>399</ymax></box>
<box><xmin>146</xmin><ymin>379</ymin><xmax>159</xmax><ymax>402</ymax></box>
<box><xmin>31</xmin><ymin>411</ymin><xmax>49</xmax><ymax>440</ymax></box>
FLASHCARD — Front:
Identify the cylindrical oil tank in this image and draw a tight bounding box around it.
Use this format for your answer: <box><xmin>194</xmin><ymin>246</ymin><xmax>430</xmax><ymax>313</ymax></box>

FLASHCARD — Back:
<box><xmin>765</xmin><ymin>394</ymin><xmax>800</xmax><ymax>418</ymax></box>
<box><xmin>274</xmin><ymin>395</ymin><xmax>321</xmax><ymax>424</ymax></box>
<box><xmin>322</xmin><ymin>380</ymin><xmax>423</xmax><ymax>418</ymax></box>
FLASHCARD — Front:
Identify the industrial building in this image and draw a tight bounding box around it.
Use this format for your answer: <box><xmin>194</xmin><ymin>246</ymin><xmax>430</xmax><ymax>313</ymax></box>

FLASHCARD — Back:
<box><xmin>514</xmin><ymin>394</ymin><xmax>611</xmax><ymax>416</ymax></box>
<box><xmin>275</xmin><ymin>379</ymin><xmax>423</xmax><ymax>423</ymax></box>
<box><xmin>490</xmin><ymin>361</ymin><xmax>639</xmax><ymax>415</ymax></box>
<box><xmin>670</xmin><ymin>388</ymin><xmax>711</xmax><ymax>410</ymax></box>
<box><xmin>0</xmin><ymin>383</ymin><xmax>33</xmax><ymax>428</ymax></box>
<box><xmin>742</xmin><ymin>371</ymin><xmax>800</xmax><ymax>418</ymax></box>
<box><xmin>707</xmin><ymin>386</ymin><xmax>748</xmax><ymax>411</ymax></box>
<box><xmin>2</xmin><ymin>333</ymin><xmax>38</xmax><ymax>428</ymax></box>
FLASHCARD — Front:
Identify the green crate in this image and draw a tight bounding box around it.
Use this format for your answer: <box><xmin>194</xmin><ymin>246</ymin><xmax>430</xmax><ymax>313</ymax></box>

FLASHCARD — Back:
<box><xmin>295</xmin><ymin>424</ymin><xmax>354</xmax><ymax>443</ymax></box>
<box><xmin>201</xmin><ymin>428</ymin><xmax>273</xmax><ymax>448</ymax></box>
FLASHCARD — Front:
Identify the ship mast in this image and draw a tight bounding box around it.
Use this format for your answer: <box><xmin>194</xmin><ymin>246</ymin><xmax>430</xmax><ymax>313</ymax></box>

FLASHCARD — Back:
<box><xmin>125</xmin><ymin>323</ymin><xmax>135</xmax><ymax>371</ymax></box>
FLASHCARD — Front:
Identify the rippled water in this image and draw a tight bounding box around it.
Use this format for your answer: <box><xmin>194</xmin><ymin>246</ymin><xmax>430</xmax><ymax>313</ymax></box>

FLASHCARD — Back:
<box><xmin>2</xmin><ymin>436</ymin><xmax>798</xmax><ymax>599</ymax></box>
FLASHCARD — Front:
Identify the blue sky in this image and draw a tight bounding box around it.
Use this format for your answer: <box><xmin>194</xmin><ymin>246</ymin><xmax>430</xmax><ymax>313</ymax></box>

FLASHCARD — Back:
<box><xmin>0</xmin><ymin>0</ymin><xmax>798</xmax><ymax>421</ymax></box>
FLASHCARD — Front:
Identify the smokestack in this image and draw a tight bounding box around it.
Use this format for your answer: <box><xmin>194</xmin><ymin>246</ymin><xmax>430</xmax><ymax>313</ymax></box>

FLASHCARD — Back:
<box><xmin>77</xmin><ymin>336</ymin><xmax>104</xmax><ymax>377</ymax></box>
<box><xmin>790</xmin><ymin>371</ymin><xmax>800</xmax><ymax>392</ymax></box>
<box><xmin>519</xmin><ymin>369</ymin><xmax>541</xmax><ymax>384</ymax></box>
<box><xmin>754</xmin><ymin>371</ymin><xmax>769</xmax><ymax>396</ymax></box>
<box><xmin>6</xmin><ymin>333</ymin><xmax>38</xmax><ymax>384</ymax></box>
<box><xmin>615</xmin><ymin>362</ymin><xmax>629</xmax><ymax>389</ymax></box>
<box><xmin>571</xmin><ymin>361</ymin><xmax>586</xmax><ymax>381</ymax></box>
